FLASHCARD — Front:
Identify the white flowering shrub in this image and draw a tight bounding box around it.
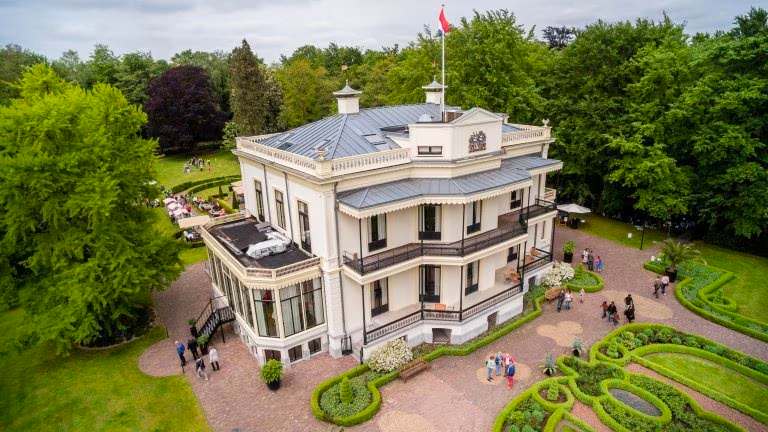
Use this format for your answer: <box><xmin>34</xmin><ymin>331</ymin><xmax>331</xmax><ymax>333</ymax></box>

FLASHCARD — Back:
<box><xmin>542</xmin><ymin>262</ymin><xmax>576</xmax><ymax>287</ymax></box>
<box><xmin>367</xmin><ymin>338</ymin><xmax>413</xmax><ymax>373</ymax></box>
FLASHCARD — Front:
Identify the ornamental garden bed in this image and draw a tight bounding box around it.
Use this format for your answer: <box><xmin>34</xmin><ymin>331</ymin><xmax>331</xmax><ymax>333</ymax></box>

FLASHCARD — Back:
<box><xmin>644</xmin><ymin>260</ymin><xmax>768</xmax><ymax>342</ymax></box>
<box><xmin>492</xmin><ymin>323</ymin><xmax>767</xmax><ymax>432</ymax></box>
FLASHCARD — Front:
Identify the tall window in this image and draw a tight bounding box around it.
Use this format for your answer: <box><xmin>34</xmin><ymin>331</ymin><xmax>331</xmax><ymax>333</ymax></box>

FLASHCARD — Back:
<box><xmin>280</xmin><ymin>279</ymin><xmax>325</xmax><ymax>337</ymax></box>
<box><xmin>466</xmin><ymin>200</ymin><xmax>482</xmax><ymax>234</ymax></box>
<box><xmin>418</xmin><ymin>204</ymin><xmax>441</xmax><ymax>240</ymax></box>
<box><xmin>367</xmin><ymin>214</ymin><xmax>387</xmax><ymax>251</ymax></box>
<box><xmin>507</xmin><ymin>244</ymin><xmax>520</xmax><ymax>263</ymax></box>
<box><xmin>510</xmin><ymin>190</ymin><xmax>521</xmax><ymax>209</ymax></box>
<box><xmin>370</xmin><ymin>278</ymin><xmax>389</xmax><ymax>317</ymax></box>
<box><xmin>419</xmin><ymin>265</ymin><xmax>441</xmax><ymax>303</ymax></box>
<box><xmin>541</xmin><ymin>221</ymin><xmax>547</xmax><ymax>240</ymax></box>
<box><xmin>253</xmin><ymin>289</ymin><xmax>278</xmax><ymax>337</ymax></box>
<box><xmin>254</xmin><ymin>180</ymin><xmax>265</xmax><ymax>222</ymax></box>
<box><xmin>465</xmin><ymin>261</ymin><xmax>479</xmax><ymax>295</ymax></box>
<box><xmin>297</xmin><ymin>200</ymin><xmax>311</xmax><ymax>252</ymax></box>
<box><xmin>274</xmin><ymin>190</ymin><xmax>286</xmax><ymax>229</ymax></box>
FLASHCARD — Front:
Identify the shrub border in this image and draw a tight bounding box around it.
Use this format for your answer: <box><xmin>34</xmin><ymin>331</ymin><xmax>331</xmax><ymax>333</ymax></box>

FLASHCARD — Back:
<box><xmin>566</xmin><ymin>268</ymin><xmax>605</xmax><ymax>293</ymax></box>
<box><xmin>169</xmin><ymin>175</ymin><xmax>240</xmax><ymax>194</ymax></box>
<box><xmin>312</xmin><ymin>271</ymin><xmax>604</xmax><ymax>427</ymax></box>
<box><xmin>592</xmin><ymin>323</ymin><xmax>768</xmax><ymax>425</ymax></box>
<box><xmin>643</xmin><ymin>261</ymin><xmax>768</xmax><ymax>343</ymax></box>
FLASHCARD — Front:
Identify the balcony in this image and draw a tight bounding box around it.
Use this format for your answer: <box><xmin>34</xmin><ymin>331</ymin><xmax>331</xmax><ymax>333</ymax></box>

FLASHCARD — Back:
<box><xmin>364</xmin><ymin>279</ymin><xmax>523</xmax><ymax>345</ymax></box>
<box><xmin>344</xmin><ymin>221</ymin><xmax>527</xmax><ymax>275</ymax></box>
<box><xmin>522</xmin><ymin>247</ymin><xmax>553</xmax><ymax>273</ymax></box>
<box><xmin>543</xmin><ymin>187</ymin><xmax>557</xmax><ymax>203</ymax></box>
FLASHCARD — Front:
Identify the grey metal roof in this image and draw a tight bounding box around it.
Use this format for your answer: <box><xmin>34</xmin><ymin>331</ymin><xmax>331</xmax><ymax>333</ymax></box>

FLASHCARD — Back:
<box><xmin>258</xmin><ymin>103</ymin><xmax>523</xmax><ymax>160</ymax></box>
<box><xmin>337</xmin><ymin>156</ymin><xmax>559</xmax><ymax>210</ymax></box>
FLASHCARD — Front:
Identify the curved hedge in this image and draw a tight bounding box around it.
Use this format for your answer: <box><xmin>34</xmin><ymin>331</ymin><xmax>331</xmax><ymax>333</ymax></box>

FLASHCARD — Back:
<box><xmin>592</xmin><ymin>323</ymin><xmax>768</xmax><ymax>425</ymax></box>
<box><xmin>643</xmin><ymin>261</ymin><xmax>768</xmax><ymax>342</ymax></box>
<box><xmin>492</xmin><ymin>377</ymin><xmax>576</xmax><ymax>432</ymax></box>
<box><xmin>169</xmin><ymin>175</ymin><xmax>240</xmax><ymax>194</ymax></box>
<box><xmin>566</xmin><ymin>268</ymin><xmax>604</xmax><ymax>293</ymax></box>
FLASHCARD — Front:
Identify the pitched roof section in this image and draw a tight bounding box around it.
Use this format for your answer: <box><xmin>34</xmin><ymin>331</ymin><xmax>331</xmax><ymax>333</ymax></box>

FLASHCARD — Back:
<box><xmin>337</xmin><ymin>156</ymin><xmax>559</xmax><ymax>210</ymax></box>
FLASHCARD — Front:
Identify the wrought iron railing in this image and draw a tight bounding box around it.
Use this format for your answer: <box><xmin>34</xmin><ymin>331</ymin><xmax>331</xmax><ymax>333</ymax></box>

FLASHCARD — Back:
<box><xmin>364</xmin><ymin>282</ymin><xmax>522</xmax><ymax>344</ymax></box>
<box><xmin>344</xmin><ymin>222</ymin><xmax>527</xmax><ymax>275</ymax></box>
<box><xmin>522</xmin><ymin>247</ymin><xmax>553</xmax><ymax>273</ymax></box>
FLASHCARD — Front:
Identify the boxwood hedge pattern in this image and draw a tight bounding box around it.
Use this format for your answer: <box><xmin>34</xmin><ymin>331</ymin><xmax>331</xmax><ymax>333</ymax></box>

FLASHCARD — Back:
<box><xmin>494</xmin><ymin>323</ymin><xmax>756</xmax><ymax>432</ymax></box>
<box><xmin>644</xmin><ymin>260</ymin><xmax>768</xmax><ymax>342</ymax></box>
<box><xmin>593</xmin><ymin>323</ymin><xmax>768</xmax><ymax>425</ymax></box>
<box><xmin>311</xmin><ymin>273</ymin><xmax>605</xmax><ymax>427</ymax></box>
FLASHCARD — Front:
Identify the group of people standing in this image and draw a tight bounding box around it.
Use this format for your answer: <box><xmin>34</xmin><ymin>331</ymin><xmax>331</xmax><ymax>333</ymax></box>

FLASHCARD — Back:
<box><xmin>184</xmin><ymin>156</ymin><xmax>211</xmax><ymax>174</ymax></box>
<box><xmin>556</xmin><ymin>287</ymin><xmax>585</xmax><ymax>312</ymax></box>
<box><xmin>600</xmin><ymin>294</ymin><xmax>635</xmax><ymax>325</ymax></box>
<box><xmin>581</xmin><ymin>248</ymin><xmax>604</xmax><ymax>272</ymax></box>
<box><xmin>175</xmin><ymin>339</ymin><xmax>221</xmax><ymax>381</ymax></box>
<box><xmin>485</xmin><ymin>352</ymin><xmax>517</xmax><ymax>389</ymax></box>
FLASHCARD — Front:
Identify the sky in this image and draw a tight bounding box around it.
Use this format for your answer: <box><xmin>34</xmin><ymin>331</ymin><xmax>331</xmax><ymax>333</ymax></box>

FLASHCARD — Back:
<box><xmin>0</xmin><ymin>0</ymin><xmax>763</xmax><ymax>62</ymax></box>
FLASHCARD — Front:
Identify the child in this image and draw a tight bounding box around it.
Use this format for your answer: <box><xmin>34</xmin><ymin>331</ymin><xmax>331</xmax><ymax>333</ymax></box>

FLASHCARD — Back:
<box><xmin>505</xmin><ymin>358</ymin><xmax>517</xmax><ymax>389</ymax></box>
<box><xmin>579</xmin><ymin>287</ymin><xmax>585</xmax><ymax>304</ymax></box>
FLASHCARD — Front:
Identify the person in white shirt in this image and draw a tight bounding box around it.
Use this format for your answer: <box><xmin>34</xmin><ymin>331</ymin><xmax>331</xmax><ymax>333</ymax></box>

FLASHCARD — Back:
<box><xmin>208</xmin><ymin>346</ymin><xmax>220</xmax><ymax>371</ymax></box>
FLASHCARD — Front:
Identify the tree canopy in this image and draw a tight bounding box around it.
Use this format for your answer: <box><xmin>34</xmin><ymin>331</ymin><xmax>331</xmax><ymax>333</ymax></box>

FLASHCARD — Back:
<box><xmin>229</xmin><ymin>40</ymin><xmax>281</xmax><ymax>135</ymax></box>
<box><xmin>0</xmin><ymin>65</ymin><xmax>181</xmax><ymax>352</ymax></box>
<box><xmin>144</xmin><ymin>65</ymin><xmax>226</xmax><ymax>153</ymax></box>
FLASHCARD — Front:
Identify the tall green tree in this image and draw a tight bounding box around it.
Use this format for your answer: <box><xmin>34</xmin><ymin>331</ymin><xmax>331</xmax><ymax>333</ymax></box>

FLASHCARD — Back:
<box><xmin>229</xmin><ymin>40</ymin><xmax>280</xmax><ymax>135</ymax></box>
<box><xmin>52</xmin><ymin>49</ymin><xmax>86</xmax><ymax>86</ymax></box>
<box><xmin>0</xmin><ymin>44</ymin><xmax>46</xmax><ymax>105</ymax></box>
<box><xmin>276</xmin><ymin>58</ymin><xmax>334</xmax><ymax>128</ymax></box>
<box><xmin>83</xmin><ymin>44</ymin><xmax>120</xmax><ymax>87</ymax></box>
<box><xmin>0</xmin><ymin>65</ymin><xmax>181</xmax><ymax>352</ymax></box>
<box><xmin>114</xmin><ymin>51</ymin><xmax>169</xmax><ymax>106</ymax></box>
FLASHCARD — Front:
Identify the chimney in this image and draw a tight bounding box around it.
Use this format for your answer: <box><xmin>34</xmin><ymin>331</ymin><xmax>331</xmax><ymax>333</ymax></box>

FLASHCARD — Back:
<box><xmin>333</xmin><ymin>80</ymin><xmax>362</xmax><ymax>114</ymax></box>
<box><xmin>422</xmin><ymin>77</ymin><xmax>445</xmax><ymax>105</ymax></box>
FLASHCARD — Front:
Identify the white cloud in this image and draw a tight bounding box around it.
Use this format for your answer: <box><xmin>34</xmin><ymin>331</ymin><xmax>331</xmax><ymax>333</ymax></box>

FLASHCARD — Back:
<box><xmin>0</xmin><ymin>0</ymin><xmax>757</xmax><ymax>61</ymax></box>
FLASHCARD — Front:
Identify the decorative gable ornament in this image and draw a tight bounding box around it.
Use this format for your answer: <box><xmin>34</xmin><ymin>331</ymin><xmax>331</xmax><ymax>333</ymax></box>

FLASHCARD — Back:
<box><xmin>468</xmin><ymin>130</ymin><xmax>487</xmax><ymax>153</ymax></box>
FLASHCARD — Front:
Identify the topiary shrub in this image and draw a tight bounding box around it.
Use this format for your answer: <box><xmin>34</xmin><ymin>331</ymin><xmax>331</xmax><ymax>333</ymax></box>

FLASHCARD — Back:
<box><xmin>546</xmin><ymin>382</ymin><xmax>560</xmax><ymax>401</ymax></box>
<box><xmin>339</xmin><ymin>376</ymin><xmax>352</xmax><ymax>404</ymax></box>
<box><xmin>670</xmin><ymin>336</ymin><xmax>682</xmax><ymax>345</ymax></box>
<box><xmin>367</xmin><ymin>339</ymin><xmax>413</xmax><ymax>373</ymax></box>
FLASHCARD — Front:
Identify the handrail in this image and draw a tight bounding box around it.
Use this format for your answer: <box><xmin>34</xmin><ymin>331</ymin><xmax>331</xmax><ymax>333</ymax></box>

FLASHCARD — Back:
<box><xmin>364</xmin><ymin>281</ymin><xmax>523</xmax><ymax>344</ymax></box>
<box><xmin>344</xmin><ymin>222</ymin><xmax>527</xmax><ymax>275</ymax></box>
<box><xmin>502</xmin><ymin>127</ymin><xmax>551</xmax><ymax>145</ymax></box>
<box><xmin>194</xmin><ymin>295</ymin><xmax>227</xmax><ymax>329</ymax></box>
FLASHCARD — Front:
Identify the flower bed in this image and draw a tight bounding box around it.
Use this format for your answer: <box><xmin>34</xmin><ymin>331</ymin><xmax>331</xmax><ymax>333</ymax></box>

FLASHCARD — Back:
<box><xmin>644</xmin><ymin>260</ymin><xmax>768</xmax><ymax>342</ymax></box>
<box><xmin>566</xmin><ymin>268</ymin><xmax>604</xmax><ymax>293</ymax></box>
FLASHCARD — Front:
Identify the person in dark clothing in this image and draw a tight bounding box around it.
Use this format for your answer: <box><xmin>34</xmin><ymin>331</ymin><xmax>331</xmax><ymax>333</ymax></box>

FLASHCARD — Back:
<box><xmin>187</xmin><ymin>338</ymin><xmax>199</xmax><ymax>360</ymax></box>
<box><xmin>653</xmin><ymin>277</ymin><xmax>661</xmax><ymax>298</ymax></box>
<box><xmin>607</xmin><ymin>301</ymin><xmax>619</xmax><ymax>325</ymax></box>
<box><xmin>556</xmin><ymin>289</ymin><xmax>565</xmax><ymax>312</ymax></box>
<box><xmin>175</xmin><ymin>340</ymin><xmax>186</xmax><ymax>367</ymax></box>
<box><xmin>624</xmin><ymin>294</ymin><xmax>634</xmax><ymax>308</ymax></box>
<box><xmin>625</xmin><ymin>304</ymin><xmax>636</xmax><ymax>323</ymax></box>
<box><xmin>587</xmin><ymin>251</ymin><xmax>594</xmax><ymax>271</ymax></box>
<box><xmin>601</xmin><ymin>301</ymin><xmax>609</xmax><ymax>319</ymax></box>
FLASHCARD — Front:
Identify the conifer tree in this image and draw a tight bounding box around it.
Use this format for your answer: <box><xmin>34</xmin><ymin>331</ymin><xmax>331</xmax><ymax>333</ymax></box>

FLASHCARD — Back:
<box><xmin>229</xmin><ymin>40</ymin><xmax>280</xmax><ymax>135</ymax></box>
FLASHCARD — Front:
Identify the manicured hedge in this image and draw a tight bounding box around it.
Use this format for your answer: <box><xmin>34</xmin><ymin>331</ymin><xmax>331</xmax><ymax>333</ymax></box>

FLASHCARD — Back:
<box><xmin>643</xmin><ymin>261</ymin><xmax>768</xmax><ymax>342</ymax></box>
<box><xmin>169</xmin><ymin>175</ymin><xmax>240</xmax><ymax>194</ymax></box>
<box><xmin>566</xmin><ymin>268</ymin><xmax>605</xmax><ymax>293</ymax></box>
<box><xmin>591</xmin><ymin>323</ymin><xmax>768</xmax><ymax>425</ymax></box>
<box><xmin>312</xmin><ymin>286</ymin><xmax>570</xmax><ymax>426</ymax></box>
<box><xmin>187</xmin><ymin>177</ymin><xmax>238</xmax><ymax>195</ymax></box>
<box><xmin>492</xmin><ymin>377</ymin><xmax>575</xmax><ymax>432</ymax></box>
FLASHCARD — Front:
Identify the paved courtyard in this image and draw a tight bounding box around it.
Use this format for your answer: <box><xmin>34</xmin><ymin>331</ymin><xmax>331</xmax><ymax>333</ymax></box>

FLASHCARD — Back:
<box><xmin>140</xmin><ymin>228</ymin><xmax>768</xmax><ymax>431</ymax></box>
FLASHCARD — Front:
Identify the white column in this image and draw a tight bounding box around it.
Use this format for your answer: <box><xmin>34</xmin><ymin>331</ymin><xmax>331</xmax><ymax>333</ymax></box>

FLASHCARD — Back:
<box><xmin>323</xmin><ymin>270</ymin><xmax>346</xmax><ymax>357</ymax></box>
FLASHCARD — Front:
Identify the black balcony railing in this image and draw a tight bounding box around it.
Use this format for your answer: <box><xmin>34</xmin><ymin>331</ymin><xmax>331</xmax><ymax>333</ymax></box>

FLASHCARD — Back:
<box><xmin>521</xmin><ymin>247</ymin><xmax>553</xmax><ymax>273</ymax></box>
<box><xmin>364</xmin><ymin>282</ymin><xmax>523</xmax><ymax>344</ymax></box>
<box><xmin>344</xmin><ymin>222</ymin><xmax>527</xmax><ymax>275</ymax></box>
<box><xmin>418</xmin><ymin>231</ymin><xmax>442</xmax><ymax>241</ymax></box>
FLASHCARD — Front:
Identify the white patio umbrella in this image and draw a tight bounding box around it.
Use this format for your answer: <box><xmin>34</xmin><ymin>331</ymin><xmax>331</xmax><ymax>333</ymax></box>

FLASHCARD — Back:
<box><xmin>166</xmin><ymin>202</ymin><xmax>181</xmax><ymax>211</ymax></box>
<box><xmin>162</xmin><ymin>197</ymin><xmax>176</xmax><ymax>205</ymax></box>
<box><xmin>557</xmin><ymin>203</ymin><xmax>592</xmax><ymax>214</ymax></box>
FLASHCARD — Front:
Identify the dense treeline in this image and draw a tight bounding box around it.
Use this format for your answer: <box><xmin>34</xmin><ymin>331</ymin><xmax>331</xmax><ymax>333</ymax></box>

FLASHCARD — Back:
<box><xmin>1</xmin><ymin>7</ymin><xmax>765</xmax><ymax>247</ymax></box>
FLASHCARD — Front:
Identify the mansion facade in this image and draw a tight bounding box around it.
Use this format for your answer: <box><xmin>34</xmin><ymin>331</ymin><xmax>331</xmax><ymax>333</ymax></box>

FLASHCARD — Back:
<box><xmin>201</xmin><ymin>81</ymin><xmax>561</xmax><ymax>365</ymax></box>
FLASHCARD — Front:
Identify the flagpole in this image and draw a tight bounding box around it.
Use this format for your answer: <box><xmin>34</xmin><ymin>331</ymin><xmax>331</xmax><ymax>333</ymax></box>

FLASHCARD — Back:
<box><xmin>441</xmin><ymin>4</ymin><xmax>446</xmax><ymax>121</ymax></box>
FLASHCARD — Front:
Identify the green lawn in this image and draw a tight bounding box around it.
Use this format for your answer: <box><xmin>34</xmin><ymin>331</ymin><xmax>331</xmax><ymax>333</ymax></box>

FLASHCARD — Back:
<box><xmin>150</xmin><ymin>208</ymin><xmax>208</xmax><ymax>267</ymax></box>
<box><xmin>0</xmin><ymin>310</ymin><xmax>209</xmax><ymax>432</ymax></box>
<box><xmin>644</xmin><ymin>352</ymin><xmax>768</xmax><ymax>414</ymax></box>
<box><xmin>695</xmin><ymin>243</ymin><xmax>768</xmax><ymax>324</ymax></box>
<box><xmin>578</xmin><ymin>214</ymin><xmax>666</xmax><ymax>250</ymax></box>
<box><xmin>154</xmin><ymin>149</ymin><xmax>240</xmax><ymax>189</ymax></box>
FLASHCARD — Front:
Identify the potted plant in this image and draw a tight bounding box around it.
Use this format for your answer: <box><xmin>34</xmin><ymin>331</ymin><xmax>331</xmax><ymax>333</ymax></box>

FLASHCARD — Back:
<box><xmin>261</xmin><ymin>359</ymin><xmax>283</xmax><ymax>390</ymax></box>
<box><xmin>562</xmin><ymin>241</ymin><xmax>575</xmax><ymax>263</ymax></box>
<box><xmin>539</xmin><ymin>353</ymin><xmax>558</xmax><ymax>376</ymax></box>
<box><xmin>187</xmin><ymin>318</ymin><xmax>198</xmax><ymax>338</ymax></box>
<box><xmin>571</xmin><ymin>338</ymin><xmax>583</xmax><ymax>357</ymax></box>
<box><xmin>196</xmin><ymin>335</ymin><xmax>210</xmax><ymax>355</ymax></box>
<box><xmin>660</xmin><ymin>239</ymin><xmax>699</xmax><ymax>282</ymax></box>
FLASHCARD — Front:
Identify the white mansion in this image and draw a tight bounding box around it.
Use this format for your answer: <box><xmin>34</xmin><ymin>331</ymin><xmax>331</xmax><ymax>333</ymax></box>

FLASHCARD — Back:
<box><xmin>200</xmin><ymin>80</ymin><xmax>562</xmax><ymax>365</ymax></box>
